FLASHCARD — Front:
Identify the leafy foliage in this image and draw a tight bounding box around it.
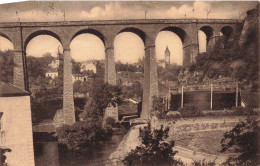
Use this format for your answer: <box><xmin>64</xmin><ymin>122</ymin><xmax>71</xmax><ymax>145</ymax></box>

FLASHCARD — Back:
<box><xmin>178</xmin><ymin>104</ymin><xmax>201</xmax><ymax>118</ymax></box>
<box><xmin>79</xmin><ymin>78</ymin><xmax>122</xmax><ymax>120</ymax></box>
<box><xmin>116</xmin><ymin>59</ymin><xmax>143</xmax><ymax>73</ymax></box>
<box><xmin>189</xmin><ymin>5</ymin><xmax>259</xmax><ymax>91</ymax></box>
<box><xmin>122</xmin><ymin>81</ymin><xmax>143</xmax><ymax>100</ymax></box>
<box><xmin>56</xmin><ymin>118</ymin><xmax>113</xmax><ymax>153</ymax></box>
<box><xmin>0</xmin><ymin>50</ymin><xmax>14</xmax><ymax>83</ymax></box>
<box><xmin>220</xmin><ymin>117</ymin><xmax>258</xmax><ymax>166</ymax></box>
<box><xmin>123</xmin><ymin>124</ymin><xmax>184</xmax><ymax>166</ymax></box>
<box><xmin>0</xmin><ymin>148</ymin><xmax>11</xmax><ymax>165</ymax></box>
<box><xmin>152</xmin><ymin>96</ymin><xmax>165</xmax><ymax>112</ymax></box>
<box><xmin>191</xmin><ymin>159</ymin><xmax>216</xmax><ymax>166</ymax></box>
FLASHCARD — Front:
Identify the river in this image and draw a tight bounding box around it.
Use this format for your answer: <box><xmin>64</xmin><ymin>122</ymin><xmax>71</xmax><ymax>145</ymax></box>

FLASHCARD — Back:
<box><xmin>34</xmin><ymin>129</ymin><xmax>128</xmax><ymax>166</ymax></box>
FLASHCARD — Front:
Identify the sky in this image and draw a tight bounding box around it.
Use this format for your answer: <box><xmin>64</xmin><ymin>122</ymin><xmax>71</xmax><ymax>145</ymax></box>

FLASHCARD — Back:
<box><xmin>0</xmin><ymin>1</ymin><xmax>258</xmax><ymax>65</ymax></box>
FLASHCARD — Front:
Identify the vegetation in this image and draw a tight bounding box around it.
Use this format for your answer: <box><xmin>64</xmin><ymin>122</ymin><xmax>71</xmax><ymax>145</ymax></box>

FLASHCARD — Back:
<box><xmin>187</xmin><ymin>5</ymin><xmax>259</xmax><ymax>91</ymax></box>
<box><xmin>191</xmin><ymin>159</ymin><xmax>216</xmax><ymax>166</ymax></box>
<box><xmin>57</xmin><ymin>118</ymin><xmax>113</xmax><ymax>153</ymax></box>
<box><xmin>79</xmin><ymin>79</ymin><xmax>122</xmax><ymax>119</ymax></box>
<box><xmin>123</xmin><ymin>124</ymin><xmax>184</xmax><ymax>166</ymax></box>
<box><xmin>178</xmin><ymin>105</ymin><xmax>201</xmax><ymax>118</ymax></box>
<box><xmin>220</xmin><ymin>117</ymin><xmax>258</xmax><ymax>166</ymax></box>
<box><xmin>0</xmin><ymin>148</ymin><xmax>11</xmax><ymax>165</ymax></box>
<box><xmin>158</xmin><ymin>63</ymin><xmax>182</xmax><ymax>83</ymax></box>
<box><xmin>116</xmin><ymin>59</ymin><xmax>143</xmax><ymax>73</ymax></box>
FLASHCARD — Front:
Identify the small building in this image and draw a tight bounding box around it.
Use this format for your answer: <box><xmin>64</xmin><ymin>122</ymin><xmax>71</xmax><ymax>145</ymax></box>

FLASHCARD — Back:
<box><xmin>45</xmin><ymin>69</ymin><xmax>58</xmax><ymax>79</ymax></box>
<box><xmin>80</xmin><ymin>61</ymin><xmax>97</xmax><ymax>73</ymax></box>
<box><xmin>48</xmin><ymin>59</ymin><xmax>60</xmax><ymax>69</ymax></box>
<box><xmin>0</xmin><ymin>82</ymin><xmax>35</xmax><ymax>166</ymax></box>
<box><xmin>72</xmin><ymin>74</ymin><xmax>88</xmax><ymax>83</ymax></box>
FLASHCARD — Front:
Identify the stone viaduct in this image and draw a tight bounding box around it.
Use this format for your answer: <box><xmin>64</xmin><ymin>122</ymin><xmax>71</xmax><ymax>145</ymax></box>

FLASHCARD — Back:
<box><xmin>0</xmin><ymin>19</ymin><xmax>242</xmax><ymax>124</ymax></box>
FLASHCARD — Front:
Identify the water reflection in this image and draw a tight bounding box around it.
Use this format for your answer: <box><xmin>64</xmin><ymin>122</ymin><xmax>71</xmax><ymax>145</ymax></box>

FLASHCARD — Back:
<box><xmin>34</xmin><ymin>130</ymin><xmax>127</xmax><ymax>166</ymax></box>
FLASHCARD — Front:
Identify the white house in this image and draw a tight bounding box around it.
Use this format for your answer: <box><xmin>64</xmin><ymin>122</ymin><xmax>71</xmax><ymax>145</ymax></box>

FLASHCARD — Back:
<box><xmin>0</xmin><ymin>82</ymin><xmax>35</xmax><ymax>166</ymax></box>
<box><xmin>45</xmin><ymin>69</ymin><xmax>58</xmax><ymax>79</ymax></box>
<box><xmin>72</xmin><ymin>74</ymin><xmax>88</xmax><ymax>83</ymax></box>
<box><xmin>80</xmin><ymin>61</ymin><xmax>97</xmax><ymax>73</ymax></box>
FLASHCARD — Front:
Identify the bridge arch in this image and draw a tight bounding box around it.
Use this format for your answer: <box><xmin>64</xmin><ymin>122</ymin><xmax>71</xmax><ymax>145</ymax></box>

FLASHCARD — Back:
<box><xmin>199</xmin><ymin>26</ymin><xmax>215</xmax><ymax>45</ymax></box>
<box><xmin>117</xmin><ymin>27</ymin><xmax>146</xmax><ymax>45</ymax></box>
<box><xmin>159</xmin><ymin>27</ymin><xmax>189</xmax><ymax>44</ymax></box>
<box><xmin>0</xmin><ymin>32</ymin><xmax>13</xmax><ymax>44</ymax></box>
<box><xmin>220</xmin><ymin>26</ymin><xmax>234</xmax><ymax>41</ymax></box>
<box><xmin>70</xmin><ymin>29</ymin><xmax>105</xmax><ymax>46</ymax></box>
<box><xmin>24</xmin><ymin>30</ymin><xmax>62</xmax><ymax>52</ymax></box>
<box><xmin>0</xmin><ymin>33</ymin><xmax>14</xmax><ymax>51</ymax></box>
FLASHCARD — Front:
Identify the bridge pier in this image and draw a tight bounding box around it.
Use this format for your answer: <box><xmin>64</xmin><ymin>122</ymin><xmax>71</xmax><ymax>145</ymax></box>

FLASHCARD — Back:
<box><xmin>13</xmin><ymin>50</ymin><xmax>26</xmax><ymax>90</ymax></box>
<box><xmin>183</xmin><ymin>43</ymin><xmax>199</xmax><ymax>67</ymax></box>
<box><xmin>141</xmin><ymin>45</ymin><xmax>158</xmax><ymax>119</ymax></box>
<box><xmin>105</xmin><ymin>46</ymin><xmax>116</xmax><ymax>85</ymax></box>
<box><xmin>207</xmin><ymin>31</ymin><xmax>221</xmax><ymax>52</ymax></box>
<box><xmin>62</xmin><ymin>48</ymin><xmax>75</xmax><ymax>124</ymax></box>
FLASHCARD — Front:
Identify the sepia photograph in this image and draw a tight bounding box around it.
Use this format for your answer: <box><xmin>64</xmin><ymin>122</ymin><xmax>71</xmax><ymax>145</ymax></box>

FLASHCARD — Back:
<box><xmin>0</xmin><ymin>0</ymin><xmax>259</xmax><ymax>166</ymax></box>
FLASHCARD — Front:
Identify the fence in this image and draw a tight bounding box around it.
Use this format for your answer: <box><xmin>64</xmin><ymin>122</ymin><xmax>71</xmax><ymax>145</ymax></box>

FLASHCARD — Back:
<box><xmin>170</xmin><ymin>83</ymin><xmax>241</xmax><ymax>110</ymax></box>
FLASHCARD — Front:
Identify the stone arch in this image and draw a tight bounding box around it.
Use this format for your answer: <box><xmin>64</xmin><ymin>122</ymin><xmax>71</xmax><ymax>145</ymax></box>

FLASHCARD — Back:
<box><xmin>24</xmin><ymin>30</ymin><xmax>62</xmax><ymax>51</ymax></box>
<box><xmin>220</xmin><ymin>26</ymin><xmax>234</xmax><ymax>40</ymax></box>
<box><xmin>0</xmin><ymin>32</ymin><xmax>13</xmax><ymax>44</ymax></box>
<box><xmin>0</xmin><ymin>32</ymin><xmax>14</xmax><ymax>50</ymax></box>
<box><xmin>117</xmin><ymin>27</ymin><xmax>146</xmax><ymax>45</ymax></box>
<box><xmin>70</xmin><ymin>29</ymin><xmax>105</xmax><ymax>46</ymax></box>
<box><xmin>159</xmin><ymin>27</ymin><xmax>189</xmax><ymax>44</ymax></box>
<box><xmin>199</xmin><ymin>26</ymin><xmax>215</xmax><ymax>44</ymax></box>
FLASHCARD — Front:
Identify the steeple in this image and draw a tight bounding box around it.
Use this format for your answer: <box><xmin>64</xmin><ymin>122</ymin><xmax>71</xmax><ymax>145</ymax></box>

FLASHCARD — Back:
<box><xmin>165</xmin><ymin>45</ymin><xmax>170</xmax><ymax>65</ymax></box>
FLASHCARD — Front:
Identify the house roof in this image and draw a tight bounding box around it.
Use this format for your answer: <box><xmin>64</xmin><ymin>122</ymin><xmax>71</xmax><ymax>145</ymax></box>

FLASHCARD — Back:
<box><xmin>0</xmin><ymin>81</ymin><xmax>30</xmax><ymax>97</ymax></box>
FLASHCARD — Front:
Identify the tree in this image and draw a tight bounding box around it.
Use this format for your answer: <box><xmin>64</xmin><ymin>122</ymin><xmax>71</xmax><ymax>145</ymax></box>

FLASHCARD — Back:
<box><xmin>0</xmin><ymin>148</ymin><xmax>11</xmax><ymax>165</ymax></box>
<box><xmin>73</xmin><ymin>80</ymin><xmax>82</xmax><ymax>93</ymax></box>
<box><xmin>57</xmin><ymin>118</ymin><xmax>113</xmax><ymax>153</ymax></box>
<box><xmin>0</xmin><ymin>50</ymin><xmax>14</xmax><ymax>83</ymax></box>
<box><xmin>220</xmin><ymin>117</ymin><xmax>258</xmax><ymax>166</ymax></box>
<box><xmin>79</xmin><ymin>79</ymin><xmax>123</xmax><ymax>120</ymax></box>
<box><xmin>72</xmin><ymin>59</ymin><xmax>81</xmax><ymax>74</ymax></box>
<box><xmin>123</xmin><ymin>124</ymin><xmax>184</xmax><ymax>166</ymax></box>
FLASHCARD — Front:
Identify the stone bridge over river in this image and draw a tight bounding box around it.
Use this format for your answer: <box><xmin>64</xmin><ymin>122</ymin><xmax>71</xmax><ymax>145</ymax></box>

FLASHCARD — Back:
<box><xmin>0</xmin><ymin>19</ymin><xmax>243</xmax><ymax>124</ymax></box>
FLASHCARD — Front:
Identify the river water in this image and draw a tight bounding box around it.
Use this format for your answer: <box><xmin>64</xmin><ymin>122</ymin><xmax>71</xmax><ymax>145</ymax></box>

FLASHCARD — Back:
<box><xmin>34</xmin><ymin>129</ymin><xmax>127</xmax><ymax>166</ymax></box>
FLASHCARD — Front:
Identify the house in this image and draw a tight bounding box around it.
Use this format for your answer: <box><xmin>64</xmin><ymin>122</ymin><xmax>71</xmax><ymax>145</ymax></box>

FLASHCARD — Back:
<box><xmin>45</xmin><ymin>69</ymin><xmax>58</xmax><ymax>79</ymax></box>
<box><xmin>0</xmin><ymin>82</ymin><xmax>35</xmax><ymax>166</ymax></box>
<box><xmin>48</xmin><ymin>59</ymin><xmax>60</xmax><ymax>69</ymax></box>
<box><xmin>80</xmin><ymin>60</ymin><xmax>97</xmax><ymax>73</ymax></box>
<box><xmin>72</xmin><ymin>74</ymin><xmax>88</xmax><ymax>83</ymax></box>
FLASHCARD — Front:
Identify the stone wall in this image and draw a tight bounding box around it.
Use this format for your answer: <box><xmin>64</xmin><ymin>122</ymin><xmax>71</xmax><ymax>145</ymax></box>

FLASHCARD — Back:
<box><xmin>151</xmin><ymin>115</ymin><xmax>248</xmax><ymax>154</ymax></box>
<box><xmin>0</xmin><ymin>96</ymin><xmax>35</xmax><ymax>166</ymax></box>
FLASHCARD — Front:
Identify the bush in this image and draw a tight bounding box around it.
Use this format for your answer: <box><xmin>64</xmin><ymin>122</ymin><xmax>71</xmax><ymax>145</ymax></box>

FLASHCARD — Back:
<box><xmin>233</xmin><ymin>107</ymin><xmax>255</xmax><ymax>116</ymax></box>
<box><xmin>220</xmin><ymin>117</ymin><xmax>257</xmax><ymax>166</ymax></box>
<box><xmin>0</xmin><ymin>148</ymin><xmax>11</xmax><ymax>165</ymax></box>
<box><xmin>105</xmin><ymin>116</ymin><xmax>116</xmax><ymax>126</ymax></box>
<box><xmin>57</xmin><ymin>118</ymin><xmax>113</xmax><ymax>153</ymax></box>
<box><xmin>123</xmin><ymin>124</ymin><xmax>184</xmax><ymax>166</ymax></box>
<box><xmin>191</xmin><ymin>159</ymin><xmax>216</xmax><ymax>166</ymax></box>
<box><xmin>178</xmin><ymin>105</ymin><xmax>201</xmax><ymax>118</ymax></box>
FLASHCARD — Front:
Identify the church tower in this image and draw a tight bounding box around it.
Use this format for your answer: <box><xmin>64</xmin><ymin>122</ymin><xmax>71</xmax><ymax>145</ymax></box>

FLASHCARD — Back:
<box><xmin>165</xmin><ymin>46</ymin><xmax>170</xmax><ymax>66</ymax></box>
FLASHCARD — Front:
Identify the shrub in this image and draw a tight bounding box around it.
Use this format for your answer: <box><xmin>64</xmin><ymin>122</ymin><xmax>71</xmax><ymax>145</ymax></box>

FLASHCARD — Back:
<box><xmin>191</xmin><ymin>159</ymin><xmax>216</xmax><ymax>166</ymax></box>
<box><xmin>105</xmin><ymin>116</ymin><xmax>116</xmax><ymax>126</ymax></box>
<box><xmin>220</xmin><ymin>117</ymin><xmax>257</xmax><ymax>166</ymax></box>
<box><xmin>57</xmin><ymin>117</ymin><xmax>113</xmax><ymax>153</ymax></box>
<box><xmin>123</xmin><ymin>124</ymin><xmax>184</xmax><ymax>166</ymax></box>
<box><xmin>178</xmin><ymin>104</ymin><xmax>201</xmax><ymax>118</ymax></box>
<box><xmin>233</xmin><ymin>106</ymin><xmax>255</xmax><ymax>116</ymax></box>
<box><xmin>0</xmin><ymin>148</ymin><xmax>11</xmax><ymax>165</ymax></box>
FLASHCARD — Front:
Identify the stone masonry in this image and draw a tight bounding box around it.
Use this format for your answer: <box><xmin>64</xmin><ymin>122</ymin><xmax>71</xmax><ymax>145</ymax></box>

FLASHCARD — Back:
<box><xmin>0</xmin><ymin>19</ymin><xmax>243</xmax><ymax>121</ymax></box>
<box><xmin>62</xmin><ymin>48</ymin><xmax>75</xmax><ymax>124</ymax></box>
